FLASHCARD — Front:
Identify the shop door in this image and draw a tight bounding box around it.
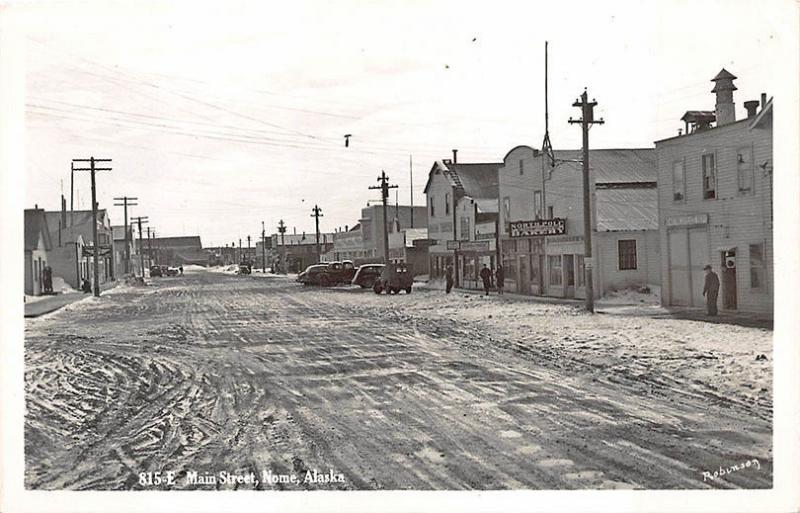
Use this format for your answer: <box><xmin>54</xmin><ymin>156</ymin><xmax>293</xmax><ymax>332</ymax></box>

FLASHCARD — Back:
<box><xmin>668</xmin><ymin>229</ymin><xmax>690</xmax><ymax>306</ymax></box>
<box><xmin>518</xmin><ymin>254</ymin><xmax>528</xmax><ymax>294</ymax></box>
<box><xmin>563</xmin><ymin>254</ymin><xmax>575</xmax><ymax>298</ymax></box>
<box><xmin>720</xmin><ymin>249</ymin><xmax>737</xmax><ymax>310</ymax></box>
<box><xmin>688</xmin><ymin>228</ymin><xmax>709</xmax><ymax>307</ymax></box>
<box><xmin>531</xmin><ymin>254</ymin><xmax>543</xmax><ymax>296</ymax></box>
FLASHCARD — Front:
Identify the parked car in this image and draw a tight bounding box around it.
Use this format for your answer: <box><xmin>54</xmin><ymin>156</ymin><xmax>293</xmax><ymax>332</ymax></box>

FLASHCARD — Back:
<box><xmin>166</xmin><ymin>266</ymin><xmax>180</xmax><ymax>276</ymax></box>
<box><xmin>149</xmin><ymin>265</ymin><xmax>162</xmax><ymax>277</ymax></box>
<box><xmin>297</xmin><ymin>264</ymin><xmax>328</xmax><ymax>285</ymax></box>
<box><xmin>352</xmin><ymin>264</ymin><xmax>385</xmax><ymax>288</ymax></box>
<box><xmin>322</xmin><ymin>261</ymin><xmax>356</xmax><ymax>286</ymax></box>
<box><xmin>373</xmin><ymin>262</ymin><xmax>413</xmax><ymax>294</ymax></box>
<box><xmin>238</xmin><ymin>264</ymin><xmax>252</xmax><ymax>274</ymax></box>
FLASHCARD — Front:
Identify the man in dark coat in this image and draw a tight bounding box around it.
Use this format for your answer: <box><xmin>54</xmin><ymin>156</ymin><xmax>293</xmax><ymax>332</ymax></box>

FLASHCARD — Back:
<box><xmin>702</xmin><ymin>264</ymin><xmax>720</xmax><ymax>316</ymax></box>
<box><xmin>479</xmin><ymin>264</ymin><xmax>492</xmax><ymax>296</ymax></box>
<box><xmin>495</xmin><ymin>265</ymin><xmax>505</xmax><ymax>295</ymax></box>
<box><xmin>445</xmin><ymin>264</ymin><xmax>454</xmax><ymax>294</ymax></box>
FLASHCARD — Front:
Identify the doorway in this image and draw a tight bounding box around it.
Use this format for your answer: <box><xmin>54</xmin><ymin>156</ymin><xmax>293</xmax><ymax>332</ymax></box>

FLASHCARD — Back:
<box><xmin>563</xmin><ymin>254</ymin><xmax>575</xmax><ymax>298</ymax></box>
<box><xmin>720</xmin><ymin>249</ymin><xmax>738</xmax><ymax>310</ymax></box>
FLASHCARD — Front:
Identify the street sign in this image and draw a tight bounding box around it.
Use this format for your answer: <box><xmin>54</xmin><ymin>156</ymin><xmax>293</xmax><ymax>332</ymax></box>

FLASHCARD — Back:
<box><xmin>510</xmin><ymin>218</ymin><xmax>566</xmax><ymax>237</ymax></box>
<box><xmin>458</xmin><ymin>241</ymin><xmax>490</xmax><ymax>252</ymax></box>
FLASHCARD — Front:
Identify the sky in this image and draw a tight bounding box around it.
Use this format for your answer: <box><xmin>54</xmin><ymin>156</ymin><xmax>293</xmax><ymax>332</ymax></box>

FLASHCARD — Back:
<box><xmin>12</xmin><ymin>0</ymin><xmax>792</xmax><ymax>247</ymax></box>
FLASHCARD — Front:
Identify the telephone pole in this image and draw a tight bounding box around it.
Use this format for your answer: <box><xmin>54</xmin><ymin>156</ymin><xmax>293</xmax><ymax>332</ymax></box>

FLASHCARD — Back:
<box><xmin>261</xmin><ymin>221</ymin><xmax>267</xmax><ymax>273</ymax></box>
<box><xmin>278</xmin><ymin>220</ymin><xmax>287</xmax><ymax>274</ymax></box>
<box><xmin>72</xmin><ymin>157</ymin><xmax>111</xmax><ymax>297</ymax></box>
<box><xmin>246</xmin><ymin>235</ymin><xmax>251</xmax><ymax>265</ymax></box>
<box><xmin>568</xmin><ymin>89</ymin><xmax>604</xmax><ymax>313</ymax></box>
<box><xmin>113</xmin><ymin>196</ymin><xmax>138</xmax><ymax>275</ymax></box>
<box><xmin>369</xmin><ymin>171</ymin><xmax>398</xmax><ymax>265</ymax></box>
<box><xmin>131</xmin><ymin>216</ymin><xmax>148</xmax><ymax>278</ymax></box>
<box><xmin>147</xmin><ymin>227</ymin><xmax>153</xmax><ymax>267</ymax></box>
<box><xmin>238</xmin><ymin>238</ymin><xmax>242</xmax><ymax>264</ymax></box>
<box><xmin>409</xmin><ymin>155</ymin><xmax>414</xmax><ymax>228</ymax></box>
<box><xmin>311</xmin><ymin>205</ymin><xmax>323</xmax><ymax>262</ymax></box>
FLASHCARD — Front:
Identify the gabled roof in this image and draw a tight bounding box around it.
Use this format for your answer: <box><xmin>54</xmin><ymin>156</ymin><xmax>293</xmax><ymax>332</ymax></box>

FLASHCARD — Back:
<box><xmin>749</xmin><ymin>97</ymin><xmax>773</xmax><ymax>130</ymax></box>
<box><xmin>595</xmin><ymin>187</ymin><xmax>658</xmax><ymax>231</ymax></box>
<box><xmin>712</xmin><ymin>68</ymin><xmax>737</xmax><ymax>81</ymax></box>
<box><xmin>423</xmin><ymin>160</ymin><xmax>502</xmax><ymax>198</ymax></box>
<box><xmin>549</xmin><ymin>148</ymin><xmax>656</xmax><ymax>183</ymax></box>
<box><xmin>24</xmin><ymin>209</ymin><xmax>52</xmax><ymax>251</ymax></box>
<box><xmin>153</xmin><ymin>236</ymin><xmax>203</xmax><ymax>248</ymax></box>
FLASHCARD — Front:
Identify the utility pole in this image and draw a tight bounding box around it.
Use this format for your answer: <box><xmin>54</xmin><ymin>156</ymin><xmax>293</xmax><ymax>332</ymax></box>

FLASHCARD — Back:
<box><xmin>131</xmin><ymin>216</ymin><xmax>148</xmax><ymax>278</ymax></box>
<box><xmin>238</xmin><ymin>238</ymin><xmax>242</xmax><ymax>264</ymax></box>
<box><xmin>278</xmin><ymin>220</ymin><xmax>287</xmax><ymax>274</ymax></box>
<box><xmin>147</xmin><ymin>227</ymin><xmax>153</xmax><ymax>267</ymax></box>
<box><xmin>369</xmin><ymin>171</ymin><xmax>398</xmax><ymax>265</ymax></box>
<box><xmin>311</xmin><ymin>205</ymin><xmax>323</xmax><ymax>262</ymax></box>
<box><xmin>247</xmin><ymin>235</ymin><xmax>251</xmax><ymax>265</ymax></box>
<box><xmin>261</xmin><ymin>221</ymin><xmax>266</xmax><ymax>273</ymax></box>
<box><xmin>569</xmin><ymin>89</ymin><xmax>604</xmax><ymax>313</ymax></box>
<box><xmin>409</xmin><ymin>155</ymin><xmax>414</xmax><ymax>228</ymax></box>
<box><xmin>72</xmin><ymin>157</ymin><xmax>111</xmax><ymax>297</ymax></box>
<box><xmin>113</xmin><ymin>196</ymin><xmax>138</xmax><ymax>275</ymax></box>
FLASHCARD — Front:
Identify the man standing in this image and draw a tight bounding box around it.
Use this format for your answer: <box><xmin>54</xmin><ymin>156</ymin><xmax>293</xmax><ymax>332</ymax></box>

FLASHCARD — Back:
<box><xmin>479</xmin><ymin>264</ymin><xmax>492</xmax><ymax>296</ymax></box>
<box><xmin>495</xmin><ymin>264</ymin><xmax>504</xmax><ymax>295</ymax></box>
<box><xmin>702</xmin><ymin>264</ymin><xmax>720</xmax><ymax>316</ymax></box>
<box><xmin>445</xmin><ymin>264</ymin><xmax>454</xmax><ymax>294</ymax></box>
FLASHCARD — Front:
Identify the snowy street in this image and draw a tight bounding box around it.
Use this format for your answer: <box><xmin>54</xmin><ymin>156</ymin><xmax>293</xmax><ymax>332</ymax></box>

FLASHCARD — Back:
<box><xmin>24</xmin><ymin>268</ymin><xmax>772</xmax><ymax>490</ymax></box>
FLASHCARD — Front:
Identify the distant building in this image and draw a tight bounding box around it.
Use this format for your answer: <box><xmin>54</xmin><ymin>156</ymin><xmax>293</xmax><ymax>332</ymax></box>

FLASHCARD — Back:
<box><xmin>498</xmin><ymin>145</ymin><xmax>659</xmax><ymax>298</ymax></box>
<box><xmin>24</xmin><ymin>208</ymin><xmax>52</xmax><ymax>296</ymax></box>
<box><xmin>112</xmin><ymin>225</ymin><xmax>137</xmax><ymax>276</ymax></box>
<box><xmin>358</xmin><ymin>204</ymin><xmax>427</xmax><ymax>261</ymax></box>
<box><xmin>424</xmin><ymin>154</ymin><xmax>502</xmax><ymax>288</ymax></box>
<box><xmin>388</xmin><ymin>227</ymin><xmax>431</xmax><ymax>276</ymax></box>
<box><xmin>655</xmin><ymin>69</ymin><xmax>773</xmax><ymax>315</ymax></box>
<box><xmin>269</xmin><ymin>231</ymin><xmax>334</xmax><ymax>272</ymax></box>
<box><xmin>137</xmin><ymin>236</ymin><xmax>205</xmax><ymax>266</ymax></box>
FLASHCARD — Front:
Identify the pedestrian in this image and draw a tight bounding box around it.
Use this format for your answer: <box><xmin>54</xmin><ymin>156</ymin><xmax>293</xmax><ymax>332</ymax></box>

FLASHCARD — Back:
<box><xmin>445</xmin><ymin>264</ymin><xmax>454</xmax><ymax>294</ymax></box>
<box><xmin>479</xmin><ymin>264</ymin><xmax>492</xmax><ymax>296</ymax></box>
<box><xmin>43</xmin><ymin>266</ymin><xmax>53</xmax><ymax>294</ymax></box>
<box><xmin>702</xmin><ymin>264</ymin><xmax>720</xmax><ymax>316</ymax></box>
<box><xmin>179</xmin><ymin>265</ymin><xmax>184</xmax><ymax>276</ymax></box>
<box><xmin>495</xmin><ymin>264</ymin><xmax>504</xmax><ymax>295</ymax></box>
<box><xmin>81</xmin><ymin>278</ymin><xmax>92</xmax><ymax>294</ymax></box>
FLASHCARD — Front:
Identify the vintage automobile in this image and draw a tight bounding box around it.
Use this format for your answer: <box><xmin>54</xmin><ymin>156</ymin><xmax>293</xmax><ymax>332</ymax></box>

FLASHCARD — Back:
<box><xmin>296</xmin><ymin>264</ymin><xmax>328</xmax><ymax>285</ymax></box>
<box><xmin>373</xmin><ymin>262</ymin><xmax>413</xmax><ymax>294</ymax></box>
<box><xmin>237</xmin><ymin>264</ymin><xmax>252</xmax><ymax>275</ymax></box>
<box><xmin>351</xmin><ymin>264</ymin><xmax>385</xmax><ymax>288</ymax></box>
<box><xmin>321</xmin><ymin>261</ymin><xmax>356</xmax><ymax>286</ymax></box>
<box><xmin>149</xmin><ymin>265</ymin><xmax>162</xmax><ymax>277</ymax></box>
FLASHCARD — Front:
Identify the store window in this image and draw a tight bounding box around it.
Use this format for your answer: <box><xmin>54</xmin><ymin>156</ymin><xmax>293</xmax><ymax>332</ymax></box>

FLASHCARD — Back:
<box><xmin>673</xmin><ymin>160</ymin><xmax>686</xmax><ymax>201</ymax></box>
<box><xmin>548</xmin><ymin>255</ymin><xmax>562</xmax><ymax>286</ymax></box>
<box><xmin>460</xmin><ymin>217</ymin><xmax>470</xmax><ymax>241</ymax></box>
<box><xmin>750</xmin><ymin>243</ymin><xmax>765</xmax><ymax>288</ymax></box>
<box><xmin>618</xmin><ymin>239</ymin><xmax>637</xmax><ymax>270</ymax></box>
<box><xmin>702</xmin><ymin>153</ymin><xmax>716</xmax><ymax>199</ymax></box>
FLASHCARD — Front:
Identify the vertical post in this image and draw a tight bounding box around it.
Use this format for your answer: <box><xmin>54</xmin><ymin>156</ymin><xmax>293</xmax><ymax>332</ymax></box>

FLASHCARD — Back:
<box><xmin>311</xmin><ymin>205</ymin><xmax>323</xmax><ymax>262</ymax></box>
<box><xmin>569</xmin><ymin>89</ymin><xmax>604</xmax><ymax>313</ymax></box>
<box><xmin>278</xmin><ymin>220</ymin><xmax>287</xmax><ymax>274</ymax></box>
<box><xmin>239</xmin><ymin>238</ymin><xmax>242</xmax><ymax>264</ymax></box>
<box><xmin>369</xmin><ymin>171</ymin><xmax>397</xmax><ymax>265</ymax></box>
<box><xmin>262</xmin><ymin>221</ymin><xmax>266</xmax><ymax>273</ymax></box>
<box><xmin>70</xmin><ymin>162</ymin><xmax>74</xmax><ymax>227</ymax></box>
<box><xmin>138</xmin><ymin>221</ymin><xmax>144</xmax><ymax>276</ymax></box>
<box><xmin>409</xmin><ymin>155</ymin><xmax>414</xmax><ymax>229</ymax></box>
<box><xmin>89</xmin><ymin>158</ymin><xmax>100</xmax><ymax>297</ymax></box>
<box><xmin>147</xmin><ymin>227</ymin><xmax>153</xmax><ymax>267</ymax></box>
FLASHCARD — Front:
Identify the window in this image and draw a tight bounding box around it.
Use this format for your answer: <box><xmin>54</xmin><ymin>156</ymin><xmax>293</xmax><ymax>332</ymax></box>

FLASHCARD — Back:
<box><xmin>702</xmin><ymin>153</ymin><xmax>716</xmax><ymax>199</ymax></box>
<box><xmin>445</xmin><ymin>193</ymin><xmax>451</xmax><ymax>215</ymax></box>
<box><xmin>618</xmin><ymin>239</ymin><xmax>637</xmax><ymax>270</ymax></box>
<box><xmin>750</xmin><ymin>244</ymin><xmax>765</xmax><ymax>288</ymax></box>
<box><xmin>548</xmin><ymin>255</ymin><xmax>562</xmax><ymax>286</ymax></box>
<box><xmin>429</xmin><ymin>197</ymin><xmax>435</xmax><ymax>217</ymax></box>
<box><xmin>519</xmin><ymin>159</ymin><xmax>524</xmax><ymax>175</ymax></box>
<box><xmin>547</xmin><ymin>206</ymin><xmax>554</xmax><ymax>219</ymax></box>
<box><xmin>460</xmin><ymin>217</ymin><xmax>470</xmax><ymax>241</ymax></box>
<box><xmin>738</xmin><ymin>147</ymin><xmax>754</xmax><ymax>194</ymax></box>
<box><xmin>673</xmin><ymin>160</ymin><xmax>686</xmax><ymax>201</ymax></box>
<box><xmin>503</xmin><ymin>197</ymin><xmax>511</xmax><ymax>227</ymax></box>
<box><xmin>533</xmin><ymin>191</ymin><xmax>543</xmax><ymax>219</ymax></box>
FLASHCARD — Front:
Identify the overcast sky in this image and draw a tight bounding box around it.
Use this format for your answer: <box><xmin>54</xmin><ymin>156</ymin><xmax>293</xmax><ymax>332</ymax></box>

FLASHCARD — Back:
<box><xmin>14</xmin><ymin>0</ymin><xmax>791</xmax><ymax>247</ymax></box>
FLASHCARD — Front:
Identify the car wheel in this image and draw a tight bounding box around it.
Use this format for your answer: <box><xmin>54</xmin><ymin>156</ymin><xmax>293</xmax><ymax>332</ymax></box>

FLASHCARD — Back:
<box><xmin>360</xmin><ymin>284</ymin><xmax>368</xmax><ymax>289</ymax></box>
<box><xmin>373</xmin><ymin>282</ymin><xmax>382</xmax><ymax>294</ymax></box>
<box><xmin>405</xmin><ymin>286</ymin><xmax>412</xmax><ymax>294</ymax></box>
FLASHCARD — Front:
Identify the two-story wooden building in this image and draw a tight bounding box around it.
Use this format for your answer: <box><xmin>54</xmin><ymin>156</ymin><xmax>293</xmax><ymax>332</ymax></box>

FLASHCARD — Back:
<box><xmin>498</xmin><ymin>145</ymin><xmax>660</xmax><ymax>298</ymax></box>
<box><xmin>655</xmin><ymin>69</ymin><xmax>773</xmax><ymax>315</ymax></box>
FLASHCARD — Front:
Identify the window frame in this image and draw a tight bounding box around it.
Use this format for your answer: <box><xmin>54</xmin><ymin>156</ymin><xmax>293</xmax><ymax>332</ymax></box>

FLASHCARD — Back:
<box><xmin>548</xmin><ymin>254</ymin><xmax>563</xmax><ymax>286</ymax></box>
<box><xmin>429</xmin><ymin>196</ymin><xmax>435</xmax><ymax>217</ymax></box>
<box><xmin>672</xmin><ymin>159</ymin><xmax>686</xmax><ymax>202</ymax></box>
<box><xmin>618</xmin><ymin>239</ymin><xmax>638</xmax><ymax>270</ymax></box>
<box><xmin>445</xmin><ymin>193</ymin><xmax>451</xmax><ymax>215</ymax></box>
<box><xmin>702</xmin><ymin>152</ymin><xmax>717</xmax><ymax>200</ymax></box>
<box><xmin>533</xmin><ymin>190</ymin><xmax>543</xmax><ymax>219</ymax></box>
<box><xmin>737</xmin><ymin>146</ymin><xmax>755</xmax><ymax>196</ymax></box>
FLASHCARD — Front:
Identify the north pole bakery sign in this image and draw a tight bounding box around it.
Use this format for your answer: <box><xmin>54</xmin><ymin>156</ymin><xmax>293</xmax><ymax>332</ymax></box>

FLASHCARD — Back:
<box><xmin>509</xmin><ymin>218</ymin><xmax>566</xmax><ymax>237</ymax></box>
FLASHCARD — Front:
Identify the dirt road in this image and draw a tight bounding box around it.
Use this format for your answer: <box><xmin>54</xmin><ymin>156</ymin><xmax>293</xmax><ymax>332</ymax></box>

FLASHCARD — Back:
<box><xmin>24</xmin><ymin>269</ymin><xmax>772</xmax><ymax>490</ymax></box>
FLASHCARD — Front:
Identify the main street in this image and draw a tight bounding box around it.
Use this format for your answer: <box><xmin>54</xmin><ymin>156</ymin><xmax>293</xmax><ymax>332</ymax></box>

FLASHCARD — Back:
<box><xmin>24</xmin><ymin>269</ymin><xmax>772</xmax><ymax>490</ymax></box>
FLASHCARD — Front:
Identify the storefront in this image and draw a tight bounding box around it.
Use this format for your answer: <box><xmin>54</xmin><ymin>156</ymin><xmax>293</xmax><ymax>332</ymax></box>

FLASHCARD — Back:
<box><xmin>455</xmin><ymin>240</ymin><xmax>496</xmax><ymax>289</ymax></box>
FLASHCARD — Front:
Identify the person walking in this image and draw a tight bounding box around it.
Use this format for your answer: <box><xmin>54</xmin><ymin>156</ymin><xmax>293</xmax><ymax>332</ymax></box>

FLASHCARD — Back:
<box><xmin>445</xmin><ymin>264</ymin><xmax>454</xmax><ymax>294</ymax></box>
<box><xmin>495</xmin><ymin>264</ymin><xmax>505</xmax><ymax>295</ymax></box>
<box><xmin>179</xmin><ymin>265</ymin><xmax>184</xmax><ymax>276</ymax></box>
<box><xmin>479</xmin><ymin>264</ymin><xmax>492</xmax><ymax>296</ymax></box>
<box><xmin>702</xmin><ymin>264</ymin><xmax>720</xmax><ymax>316</ymax></box>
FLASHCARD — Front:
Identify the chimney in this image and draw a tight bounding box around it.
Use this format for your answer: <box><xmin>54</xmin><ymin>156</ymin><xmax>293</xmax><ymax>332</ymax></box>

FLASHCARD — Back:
<box><xmin>711</xmin><ymin>68</ymin><xmax>737</xmax><ymax>126</ymax></box>
<box><xmin>345</xmin><ymin>224</ymin><xmax>348</xmax><ymax>232</ymax></box>
<box><xmin>452</xmin><ymin>149</ymin><xmax>458</xmax><ymax>163</ymax></box>
<box><xmin>761</xmin><ymin>93</ymin><xmax>767</xmax><ymax>108</ymax></box>
<box><xmin>744</xmin><ymin>100</ymin><xmax>759</xmax><ymax>118</ymax></box>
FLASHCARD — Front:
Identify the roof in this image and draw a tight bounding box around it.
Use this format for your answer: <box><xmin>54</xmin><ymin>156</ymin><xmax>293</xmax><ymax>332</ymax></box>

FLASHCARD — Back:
<box><xmin>424</xmin><ymin>160</ymin><xmax>502</xmax><ymax>198</ymax></box>
<box><xmin>24</xmin><ymin>209</ymin><xmax>52</xmax><ymax>251</ymax></box>
<box><xmin>550</xmin><ymin>148</ymin><xmax>656</xmax><ymax>183</ymax></box>
<box><xmin>595</xmin><ymin>187</ymin><xmax>658</xmax><ymax>231</ymax></box>
<box><xmin>44</xmin><ymin>209</ymin><xmax>110</xmax><ymax>232</ymax></box>
<box><xmin>712</xmin><ymin>68</ymin><xmax>737</xmax><ymax>81</ymax></box>
<box><xmin>749</xmin><ymin>97</ymin><xmax>773</xmax><ymax>130</ymax></box>
<box><xmin>153</xmin><ymin>236</ymin><xmax>202</xmax><ymax>248</ymax></box>
<box><xmin>680</xmin><ymin>110</ymin><xmax>715</xmax><ymax>122</ymax></box>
